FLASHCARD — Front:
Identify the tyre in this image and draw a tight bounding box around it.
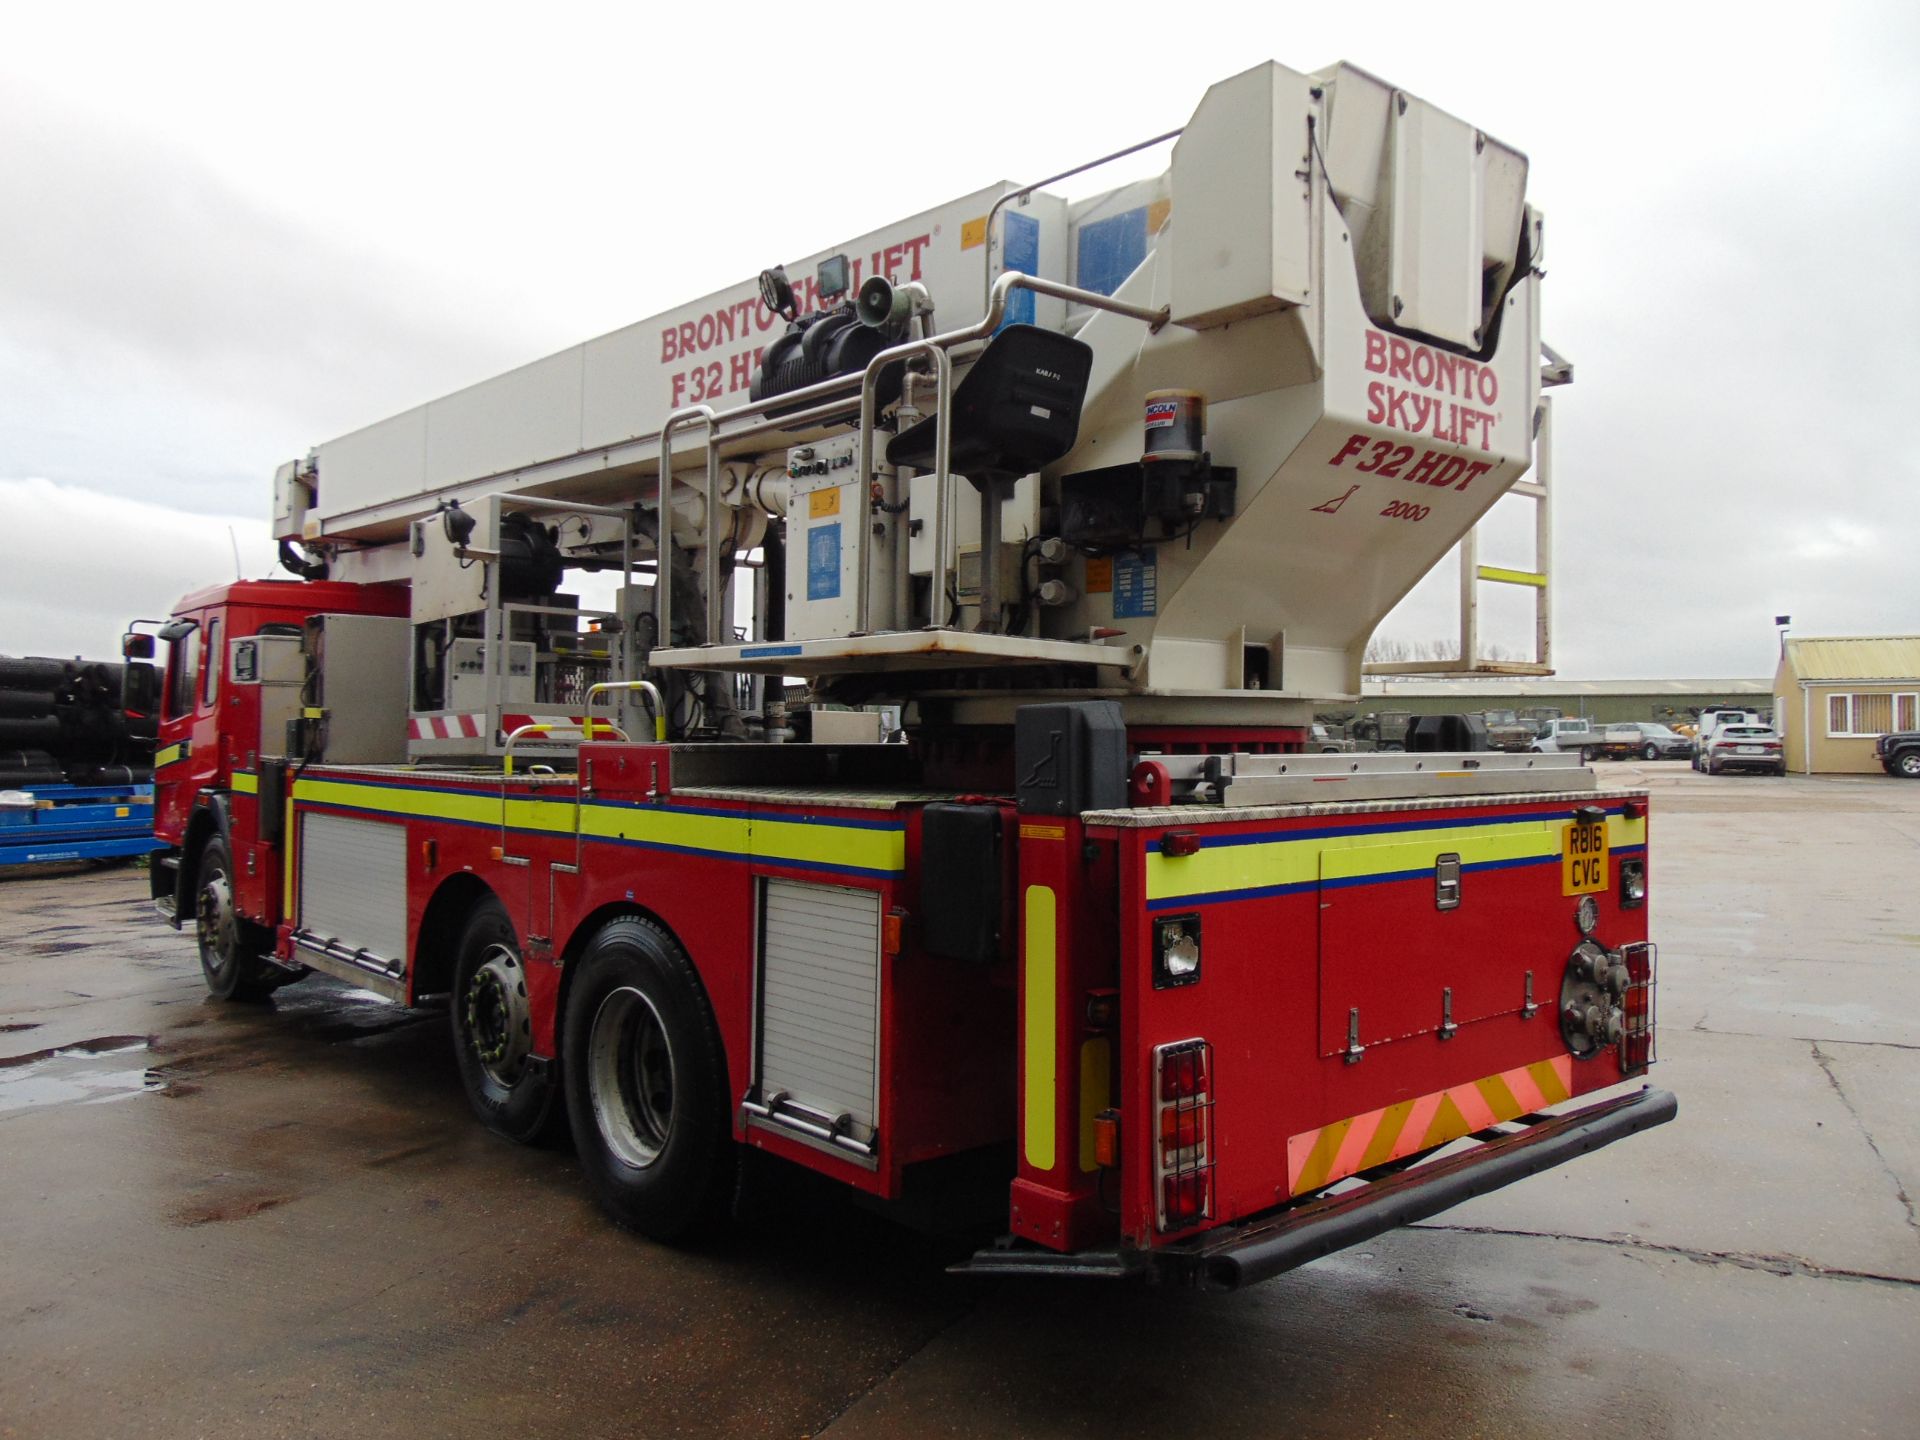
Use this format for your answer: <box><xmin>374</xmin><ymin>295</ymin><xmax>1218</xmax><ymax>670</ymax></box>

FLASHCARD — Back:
<box><xmin>1707</xmin><ymin>757</ymin><xmax>1722</xmax><ymax>776</ymax></box>
<box><xmin>451</xmin><ymin>897</ymin><xmax>561</xmax><ymax>1144</ymax></box>
<box><xmin>1896</xmin><ymin>751</ymin><xmax>1920</xmax><ymax>780</ymax></box>
<box><xmin>1642</xmin><ymin>743</ymin><xmax>1660</xmax><ymax>761</ymax></box>
<box><xmin>563</xmin><ymin>916</ymin><xmax>734</xmax><ymax>1240</ymax></box>
<box><xmin>195</xmin><ymin>834</ymin><xmax>289</xmax><ymax>1001</ymax></box>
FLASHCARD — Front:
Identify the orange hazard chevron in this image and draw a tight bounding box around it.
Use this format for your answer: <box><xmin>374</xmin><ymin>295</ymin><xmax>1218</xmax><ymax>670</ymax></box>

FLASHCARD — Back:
<box><xmin>1285</xmin><ymin>1055</ymin><xmax>1574</xmax><ymax>1197</ymax></box>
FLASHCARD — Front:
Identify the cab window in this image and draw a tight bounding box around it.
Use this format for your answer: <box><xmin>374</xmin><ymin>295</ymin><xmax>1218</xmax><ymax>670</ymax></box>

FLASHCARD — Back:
<box><xmin>201</xmin><ymin>617</ymin><xmax>221</xmax><ymax>708</ymax></box>
<box><xmin>164</xmin><ymin>629</ymin><xmax>199</xmax><ymax>720</ymax></box>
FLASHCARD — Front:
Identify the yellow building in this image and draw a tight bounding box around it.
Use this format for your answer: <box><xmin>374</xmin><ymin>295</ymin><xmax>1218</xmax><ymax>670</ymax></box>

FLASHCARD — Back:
<box><xmin>1772</xmin><ymin>636</ymin><xmax>1920</xmax><ymax>775</ymax></box>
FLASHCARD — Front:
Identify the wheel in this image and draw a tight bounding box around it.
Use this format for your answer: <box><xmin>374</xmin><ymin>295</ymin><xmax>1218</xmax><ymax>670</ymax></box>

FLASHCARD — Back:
<box><xmin>1707</xmin><ymin>757</ymin><xmax>1722</xmax><ymax>776</ymax></box>
<box><xmin>563</xmin><ymin>916</ymin><xmax>734</xmax><ymax>1240</ymax></box>
<box><xmin>1643</xmin><ymin>743</ymin><xmax>1660</xmax><ymax>761</ymax></box>
<box><xmin>1895</xmin><ymin>750</ymin><xmax>1920</xmax><ymax>780</ymax></box>
<box><xmin>195</xmin><ymin>834</ymin><xmax>289</xmax><ymax>1001</ymax></box>
<box><xmin>451</xmin><ymin>897</ymin><xmax>561</xmax><ymax>1144</ymax></box>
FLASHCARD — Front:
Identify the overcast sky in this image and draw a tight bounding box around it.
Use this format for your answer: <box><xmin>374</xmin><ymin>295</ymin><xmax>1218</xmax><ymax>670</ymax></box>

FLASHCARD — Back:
<box><xmin>3</xmin><ymin>2</ymin><xmax>1915</xmax><ymax>678</ymax></box>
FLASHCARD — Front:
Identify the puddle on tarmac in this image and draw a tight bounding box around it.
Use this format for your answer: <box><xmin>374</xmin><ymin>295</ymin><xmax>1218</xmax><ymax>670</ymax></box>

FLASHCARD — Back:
<box><xmin>0</xmin><ymin>1034</ymin><xmax>169</xmax><ymax>1113</ymax></box>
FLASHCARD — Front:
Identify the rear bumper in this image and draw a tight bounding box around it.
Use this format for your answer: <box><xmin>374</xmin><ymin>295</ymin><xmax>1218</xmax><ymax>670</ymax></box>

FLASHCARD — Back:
<box><xmin>958</xmin><ymin>1085</ymin><xmax>1677</xmax><ymax>1291</ymax></box>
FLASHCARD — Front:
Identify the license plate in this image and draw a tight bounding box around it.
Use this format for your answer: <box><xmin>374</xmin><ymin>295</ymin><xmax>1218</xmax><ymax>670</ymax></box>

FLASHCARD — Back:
<box><xmin>1562</xmin><ymin>819</ymin><xmax>1609</xmax><ymax>895</ymax></box>
<box><xmin>1739</xmin><ymin>746</ymin><xmax>1762</xmax><ymax>755</ymax></box>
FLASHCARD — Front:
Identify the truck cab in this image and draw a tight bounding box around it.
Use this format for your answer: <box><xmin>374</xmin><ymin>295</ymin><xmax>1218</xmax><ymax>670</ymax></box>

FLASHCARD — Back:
<box><xmin>131</xmin><ymin>580</ymin><xmax>408</xmax><ymax>954</ymax></box>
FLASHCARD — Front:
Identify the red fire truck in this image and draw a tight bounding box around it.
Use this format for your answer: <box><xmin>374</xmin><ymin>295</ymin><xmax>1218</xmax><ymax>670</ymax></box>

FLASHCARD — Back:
<box><xmin>129</xmin><ymin>61</ymin><xmax>1672</xmax><ymax>1287</ymax></box>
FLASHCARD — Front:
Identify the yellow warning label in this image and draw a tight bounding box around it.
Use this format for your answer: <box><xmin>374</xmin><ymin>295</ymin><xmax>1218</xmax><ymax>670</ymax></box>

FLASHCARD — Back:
<box><xmin>961</xmin><ymin>216</ymin><xmax>988</xmax><ymax>251</ymax></box>
<box><xmin>1019</xmin><ymin>823</ymin><xmax>1067</xmax><ymax>842</ymax></box>
<box><xmin>809</xmin><ymin>486</ymin><xmax>842</xmax><ymax>519</ymax></box>
<box><xmin>1084</xmin><ymin>556</ymin><xmax>1114</xmax><ymax>593</ymax></box>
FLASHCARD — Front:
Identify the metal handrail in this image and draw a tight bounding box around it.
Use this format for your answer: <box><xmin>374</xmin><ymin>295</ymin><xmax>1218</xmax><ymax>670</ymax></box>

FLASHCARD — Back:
<box><xmin>655</xmin><ymin>405</ymin><xmax>717</xmax><ymax>654</ymax></box>
<box><xmin>647</xmin><ymin>273</ymin><xmax>1167</xmax><ymax>648</ymax></box>
<box><xmin>856</xmin><ymin>340</ymin><xmax>951</xmax><ymax>631</ymax></box>
<box><xmin>501</xmin><ymin>720</ymin><xmax>630</xmax><ymax>776</ymax></box>
<box><xmin>583</xmin><ymin>680</ymin><xmax>667</xmax><ymax>743</ymax></box>
<box><xmin>980</xmin><ymin>126</ymin><xmax>1184</xmax><ymax>309</ymax></box>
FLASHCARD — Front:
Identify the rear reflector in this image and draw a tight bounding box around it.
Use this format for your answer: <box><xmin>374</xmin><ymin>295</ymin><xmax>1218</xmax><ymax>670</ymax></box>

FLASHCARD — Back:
<box><xmin>1153</xmin><ymin>1039</ymin><xmax>1215</xmax><ymax>1233</ymax></box>
<box><xmin>1619</xmin><ymin>942</ymin><xmax>1657</xmax><ymax>1075</ymax></box>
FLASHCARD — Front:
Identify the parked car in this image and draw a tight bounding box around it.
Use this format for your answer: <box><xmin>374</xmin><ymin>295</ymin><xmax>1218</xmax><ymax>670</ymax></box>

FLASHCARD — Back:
<box><xmin>1690</xmin><ymin>709</ymin><xmax>1766</xmax><ymax>770</ymax></box>
<box><xmin>1601</xmin><ymin>722</ymin><xmax>1694</xmax><ymax>761</ymax></box>
<box><xmin>1309</xmin><ymin>722</ymin><xmax>1353</xmax><ymax>754</ymax></box>
<box><xmin>1700</xmin><ymin>724</ymin><xmax>1785</xmax><ymax>776</ymax></box>
<box><xmin>1876</xmin><ymin>730</ymin><xmax>1920</xmax><ymax>778</ymax></box>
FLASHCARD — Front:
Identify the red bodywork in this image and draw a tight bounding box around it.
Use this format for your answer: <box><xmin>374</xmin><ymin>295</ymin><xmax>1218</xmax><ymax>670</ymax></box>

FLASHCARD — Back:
<box><xmin>151</xmin><ymin>580</ymin><xmax>1659</xmax><ymax>1265</ymax></box>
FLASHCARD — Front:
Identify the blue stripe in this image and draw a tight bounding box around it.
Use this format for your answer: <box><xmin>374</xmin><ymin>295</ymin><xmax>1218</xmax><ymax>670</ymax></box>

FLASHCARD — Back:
<box><xmin>295</xmin><ymin>799</ymin><xmax>902</xmax><ymax>879</ymax></box>
<box><xmin>1145</xmin><ymin>849</ymin><xmax>1629</xmax><ymax>911</ymax></box>
<box><xmin>741</xmin><ymin>644</ymin><xmax>802</xmax><ymax>659</ymax></box>
<box><xmin>305</xmin><ymin>778</ymin><xmax>903</xmax><ymax>833</ymax></box>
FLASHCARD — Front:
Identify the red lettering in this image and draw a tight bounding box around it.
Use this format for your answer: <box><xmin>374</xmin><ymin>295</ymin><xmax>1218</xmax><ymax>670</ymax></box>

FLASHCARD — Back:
<box><xmin>1478</xmin><ymin>368</ymin><xmax>1498</xmax><ymax>405</ymax></box>
<box><xmin>695</xmin><ymin>312</ymin><xmax>716</xmax><ymax>351</ymax></box>
<box><xmin>1455</xmin><ymin>460</ymin><xmax>1494</xmax><ymax>492</ymax></box>
<box><xmin>1329</xmin><ymin>433</ymin><xmax>1368</xmax><ymax>467</ymax></box>
<box><xmin>1387</xmin><ymin>337</ymin><xmax>1413</xmax><ymax>381</ymax></box>
<box><xmin>903</xmin><ymin>234</ymin><xmax>930</xmax><ymax>280</ymax></box>
<box><xmin>883</xmin><ymin>242</ymin><xmax>904</xmax><ymax>277</ymax></box>
<box><xmin>661</xmin><ymin>328</ymin><xmax>678</xmax><ymax>363</ymax></box>
<box><xmin>1404</xmin><ymin>448</ymin><xmax>1444</xmax><ymax>485</ymax></box>
<box><xmin>1365</xmin><ymin>330</ymin><xmax>1387</xmax><ymax>374</ymax></box>
<box><xmin>729</xmin><ymin>350</ymin><xmax>754</xmax><ymax>392</ymax></box>
<box><xmin>1411</xmin><ymin>345</ymin><xmax>1435</xmax><ymax>388</ymax></box>
<box><xmin>756</xmin><ymin>302</ymin><xmax>778</xmax><ymax>332</ymax></box>
<box><xmin>670</xmin><ymin>370</ymin><xmax>688</xmax><ymax>408</ymax></box>
<box><xmin>1428</xmin><ymin>456</ymin><xmax>1467</xmax><ymax>488</ymax></box>
<box><xmin>677</xmin><ymin>322</ymin><xmax>696</xmax><ymax>360</ymax></box>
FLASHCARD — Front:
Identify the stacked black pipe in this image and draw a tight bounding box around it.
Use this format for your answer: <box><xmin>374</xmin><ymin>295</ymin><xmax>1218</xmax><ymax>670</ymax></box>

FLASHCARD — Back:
<box><xmin>0</xmin><ymin>656</ymin><xmax>155</xmax><ymax>788</ymax></box>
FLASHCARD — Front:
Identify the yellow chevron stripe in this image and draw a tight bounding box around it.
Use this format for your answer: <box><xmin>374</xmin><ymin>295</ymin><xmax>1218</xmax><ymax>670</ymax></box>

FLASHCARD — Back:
<box><xmin>1358</xmin><ymin>1098</ymin><xmax>1417</xmax><ymax>1171</ymax></box>
<box><xmin>1422</xmin><ymin>1092</ymin><xmax>1471</xmax><ymax>1149</ymax></box>
<box><xmin>1288</xmin><ymin>1055</ymin><xmax>1579</xmax><ymax>1198</ymax></box>
<box><xmin>1529</xmin><ymin>1058</ymin><xmax>1571</xmax><ymax>1105</ymax></box>
<box><xmin>1475</xmin><ymin>1072</ymin><xmax>1523</xmax><ymax>1123</ymax></box>
<box><xmin>1294</xmin><ymin>1116</ymin><xmax>1356</xmax><ymax>1195</ymax></box>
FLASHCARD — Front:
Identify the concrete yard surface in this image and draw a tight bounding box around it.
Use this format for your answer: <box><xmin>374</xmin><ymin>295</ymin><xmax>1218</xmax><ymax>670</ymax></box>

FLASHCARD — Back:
<box><xmin>2</xmin><ymin>762</ymin><xmax>1917</xmax><ymax>1438</ymax></box>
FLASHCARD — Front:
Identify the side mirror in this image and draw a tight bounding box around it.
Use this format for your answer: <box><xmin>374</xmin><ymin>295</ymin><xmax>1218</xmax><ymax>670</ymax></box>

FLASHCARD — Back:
<box><xmin>122</xmin><ymin>632</ymin><xmax>154</xmax><ymax>659</ymax></box>
<box><xmin>122</xmin><ymin>661</ymin><xmax>157</xmax><ymax>718</ymax></box>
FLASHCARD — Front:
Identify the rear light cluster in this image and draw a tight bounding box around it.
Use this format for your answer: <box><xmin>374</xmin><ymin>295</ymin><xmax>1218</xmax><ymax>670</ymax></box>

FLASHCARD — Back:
<box><xmin>1153</xmin><ymin>1039</ymin><xmax>1215</xmax><ymax>1233</ymax></box>
<box><xmin>1619</xmin><ymin>942</ymin><xmax>1657</xmax><ymax>1075</ymax></box>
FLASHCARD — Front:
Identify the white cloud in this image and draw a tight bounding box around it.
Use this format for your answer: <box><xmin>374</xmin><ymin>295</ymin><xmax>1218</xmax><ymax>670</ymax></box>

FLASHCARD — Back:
<box><xmin>0</xmin><ymin>478</ymin><xmax>276</xmax><ymax>660</ymax></box>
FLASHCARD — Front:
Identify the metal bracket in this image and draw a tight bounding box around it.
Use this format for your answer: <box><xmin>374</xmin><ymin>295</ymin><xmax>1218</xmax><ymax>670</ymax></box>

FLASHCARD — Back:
<box><xmin>1522</xmin><ymin>969</ymin><xmax>1540</xmax><ymax>1019</ymax></box>
<box><xmin>1438</xmin><ymin>987</ymin><xmax>1457</xmax><ymax>1041</ymax></box>
<box><xmin>1344</xmin><ymin>1007</ymin><xmax>1365</xmax><ymax>1065</ymax></box>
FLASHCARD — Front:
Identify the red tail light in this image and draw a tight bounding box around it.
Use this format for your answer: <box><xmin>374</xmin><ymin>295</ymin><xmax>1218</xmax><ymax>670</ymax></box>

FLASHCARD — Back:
<box><xmin>1152</xmin><ymin>1039</ymin><xmax>1214</xmax><ymax>1233</ymax></box>
<box><xmin>1619</xmin><ymin>942</ymin><xmax>1657</xmax><ymax>1075</ymax></box>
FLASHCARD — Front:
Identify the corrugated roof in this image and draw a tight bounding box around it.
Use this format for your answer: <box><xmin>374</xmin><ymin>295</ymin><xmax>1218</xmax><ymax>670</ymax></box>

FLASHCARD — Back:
<box><xmin>1783</xmin><ymin>636</ymin><xmax>1920</xmax><ymax>683</ymax></box>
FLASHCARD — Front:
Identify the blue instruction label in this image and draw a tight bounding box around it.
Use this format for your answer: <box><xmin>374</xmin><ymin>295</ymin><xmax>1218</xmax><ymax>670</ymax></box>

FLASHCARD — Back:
<box><xmin>807</xmin><ymin>522</ymin><xmax>842</xmax><ymax>601</ymax></box>
<box><xmin>1113</xmin><ymin>547</ymin><xmax>1157</xmax><ymax>618</ymax></box>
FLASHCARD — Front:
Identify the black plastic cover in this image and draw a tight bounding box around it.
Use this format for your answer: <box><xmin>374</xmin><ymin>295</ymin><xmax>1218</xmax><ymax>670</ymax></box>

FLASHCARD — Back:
<box><xmin>920</xmin><ymin>804</ymin><xmax>1004</xmax><ymax>964</ymax></box>
<box><xmin>1405</xmin><ymin>713</ymin><xmax>1489</xmax><ymax>752</ymax></box>
<box><xmin>1014</xmin><ymin>701</ymin><xmax>1127</xmax><ymax>816</ymax></box>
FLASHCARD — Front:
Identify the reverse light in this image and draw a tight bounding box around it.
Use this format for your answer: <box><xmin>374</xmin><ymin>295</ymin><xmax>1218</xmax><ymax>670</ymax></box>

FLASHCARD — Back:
<box><xmin>1152</xmin><ymin>1039</ymin><xmax>1215</xmax><ymax>1233</ymax></box>
<box><xmin>1619</xmin><ymin>857</ymin><xmax>1647</xmax><ymax>909</ymax></box>
<box><xmin>1154</xmin><ymin>913</ymin><xmax>1203</xmax><ymax>989</ymax></box>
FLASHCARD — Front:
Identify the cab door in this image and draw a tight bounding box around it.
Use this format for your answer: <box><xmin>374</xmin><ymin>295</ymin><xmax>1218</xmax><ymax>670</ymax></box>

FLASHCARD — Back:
<box><xmin>153</xmin><ymin>611</ymin><xmax>221</xmax><ymax>840</ymax></box>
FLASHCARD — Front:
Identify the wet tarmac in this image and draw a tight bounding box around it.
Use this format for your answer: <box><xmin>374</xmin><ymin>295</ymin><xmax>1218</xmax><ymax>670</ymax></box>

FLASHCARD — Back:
<box><xmin>2</xmin><ymin>763</ymin><xmax>1916</xmax><ymax>1438</ymax></box>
